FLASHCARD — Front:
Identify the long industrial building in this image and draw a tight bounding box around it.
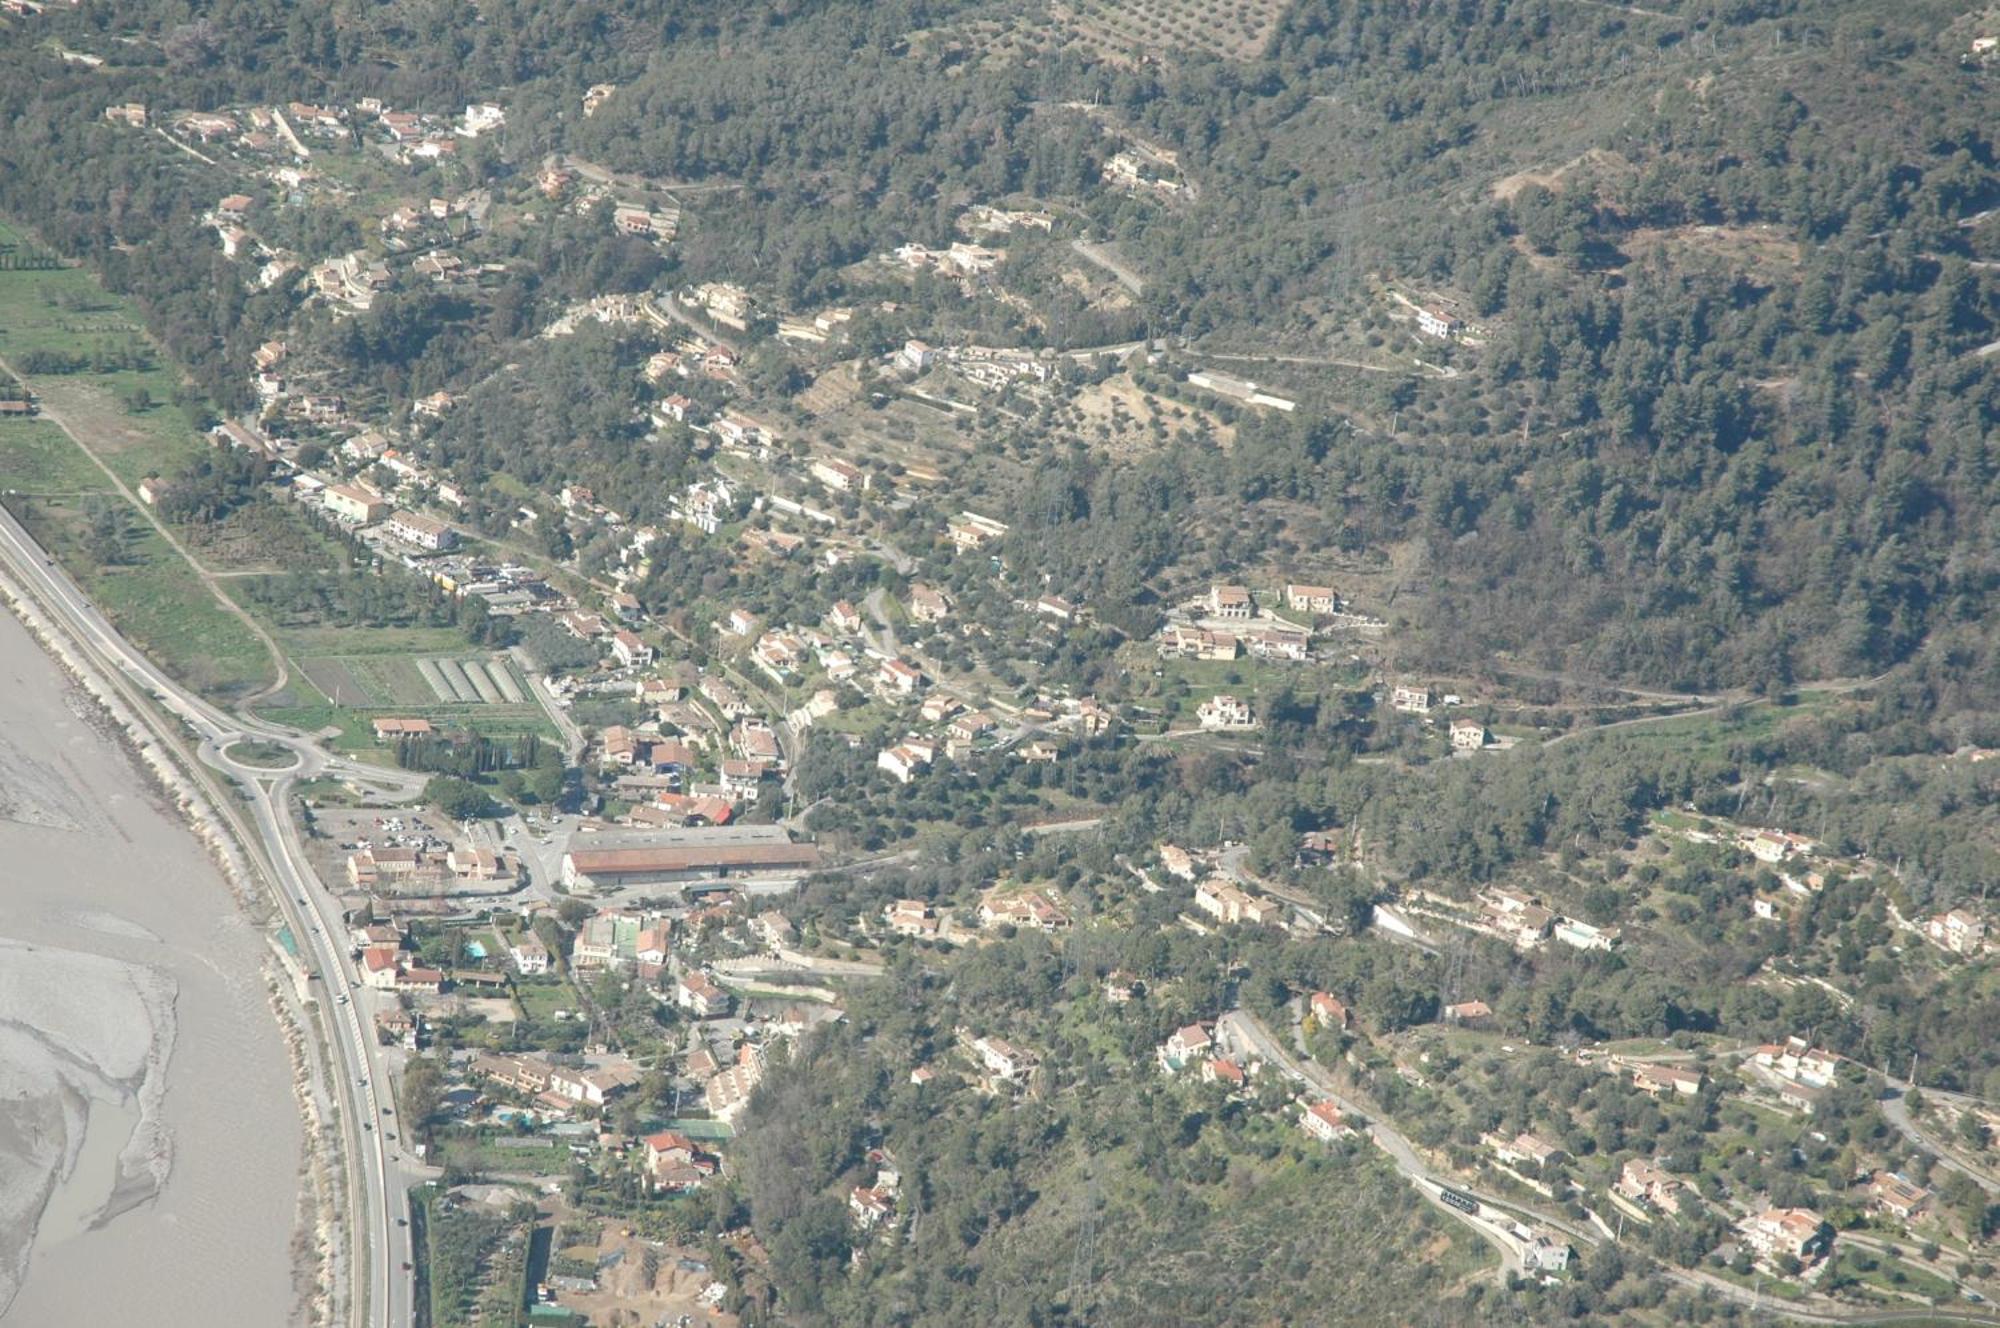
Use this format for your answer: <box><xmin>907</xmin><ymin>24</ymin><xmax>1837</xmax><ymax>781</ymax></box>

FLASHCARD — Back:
<box><xmin>561</xmin><ymin>840</ymin><xmax>821</xmax><ymax>891</ymax></box>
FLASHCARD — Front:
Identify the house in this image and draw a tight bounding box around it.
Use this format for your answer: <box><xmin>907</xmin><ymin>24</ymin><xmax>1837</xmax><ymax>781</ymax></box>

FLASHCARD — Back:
<box><xmin>977</xmin><ymin>889</ymin><xmax>1070</xmax><ymax>931</ymax></box>
<box><xmin>908</xmin><ymin>584</ymin><xmax>952</xmax><ymax>623</ymax></box>
<box><xmin>324</xmin><ymin>483</ymin><xmax>390</xmax><ymax>525</ymax></box>
<box><xmin>1450</xmin><ymin>718</ymin><xmax>1489</xmax><ymax>751</ymax></box>
<box><xmin>547</xmin><ymin>1060</ymin><xmax>643</xmax><ymax>1107</ymax></box>
<box><xmin>611</xmin><ymin>629</ymin><xmax>653</xmax><ymax>668</ymax></box>
<box><xmin>1285</xmin><ymin>584</ymin><xmax>1338</xmax><ymax>615</ymax></box>
<box><xmin>136</xmin><ymin>478</ymin><xmax>172</xmax><ymax>507</ymax></box>
<box><xmin>394</xmin><ymin>966</ymin><xmax>445</xmax><ymax>995</ymax></box>
<box><xmin>1203</xmin><ymin>1058</ymin><xmax>1248</xmax><ymax>1090</ymax></box>
<box><xmin>947</xmin><ymin>711</ymin><xmax>996</xmax><ymax>744</ymax></box>
<box><xmin>1485</xmin><ymin>1130</ymin><xmax>1566</xmax><ymax>1170</ymax></box>
<box><xmin>878</xmin><ymin>742</ymin><xmax>932</xmax><ymax>784</ymax></box>
<box><xmin>1739</xmin><ymin>1207</ymin><xmax>1830</xmax><ymax>1265</ymax></box>
<box><xmin>1629</xmin><ymin>1063</ymin><xmax>1704</xmax><ymax>1098</ymax></box>
<box><xmin>1309</xmin><ymin>992</ymin><xmax>1352</xmax><ymax>1031</ymax></box>
<box><xmin>1865</xmin><ymin>1172</ymin><xmax>1932</xmax><ymax>1221</ymax></box>
<box><xmin>387</xmin><ymin>510</ymin><xmax>457</xmax><ymax>551</ymax></box>
<box><xmin>878</xmin><ymin>658</ymin><xmax>924</xmax><ymax>695</ymax></box>
<box><xmin>1443</xmin><ymin>1000</ymin><xmax>1493</xmax><ymax>1027</ymax></box>
<box><xmin>1207</xmin><ymin>584</ymin><xmax>1253</xmax><ymax>619</ymax></box>
<box><xmin>642</xmin><ymin>1131</ymin><xmax>712</xmax><ymax>1192</ymax></box>
<box><xmin>827</xmin><ymin>600</ymin><xmax>862</xmax><ymax>633</ymax></box>
<box><xmin>446</xmin><ymin>847</ymin><xmax>504</xmax><ymax>881</ymax></box>
<box><xmin>971</xmin><ymin>1035</ymin><xmax>1032</xmax><ymax>1084</ymax></box>
<box><xmin>810</xmin><ymin>457</ymin><xmax>866</xmax><ymax>492</ymax></box>
<box><xmin>1754</xmin><ymin>1037</ymin><xmax>1840</xmax><ymax>1087</ymax></box>
<box><xmin>1390</xmin><ymin>684</ymin><xmax>1434</xmax><ymax>715</ymax></box>
<box><xmin>1193</xmin><ymin>878</ymin><xmax>1282</xmax><ymax>926</ymax></box>
<box><xmin>883</xmin><ymin>899</ymin><xmax>939</xmax><ymax>939</ymax></box>
<box><xmin>1924</xmin><ymin>908</ymin><xmax>1987</xmax><ymax>956</ymax></box>
<box><xmin>896</xmin><ymin>339</ymin><xmax>938</xmax><ymax>373</ymax></box>
<box><xmin>1416</xmin><ymin>306</ymin><xmax>1462</xmax><ymax>339</ymax></box>
<box><xmin>1616</xmin><ymin>1158</ymin><xmax>1685</xmax><ymax>1216</ymax></box>
<box><xmin>1301</xmin><ymin>1100</ymin><xmax>1355</xmax><ymax>1143</ymax></box>
<box><xmin>1196</xmin><ymin>694</ymin><xmax>1256</xmax><ymax>731</ymax></box>
<box><xmin>1779</xmin><ymin>1079</ymin><xmax>1827</xmax><ymax>1114</ymax></box>
<box><xmin>1035</xmin><ymin>594</ymin><xmax>1077</xmax><ymax>622</ymax></box>
<box><xmin>1244</xmin><ymin>626</ymin><xmax>1311</xmax><ymax>661</ymax></box>
<box><xmin>1742</xmin><ymin>829</ymin><xmax>1814</xmax><ymax>864</ymax></box>
<box><xmin>676</xmin><ymin>971</ymin><xmax>734</xmax><ymax>1018</ymax></box>
<box><xmin>947</xmin><ymin>511</ymin><xmax>1009</xmax><ymax>551</ymax></box>
<box><xmin>509</xmin><ymin>935</ymin><xmax>550</xmax><ymax>975</ymax></box>
<box><xmin>850</xmin><ymin>1184</ymin><xmax>895</xmax><ymax>1228</ymax></box>
<box><xmin>1159</xmin><ymin>624</ymin><xmax>1241</xmax><ymax>661</ymax></box>
<box><xmin>1524</xmin><ymin>1236</ymin><xmax>1572</xmax><ymax>1274</ymax></box>
<box><xmin>1159</xmin><ymin>844</ymin><xmax>1197</xmax><ymax>881</ymax></box>
<box><xmin>750</xmin><ymin>910</ymin><xmax>796</xmax><ymax>949</ymax></box>
<box><xmin>360</xmin><ymin>945</ymin><xmax>403</xmax><ymax>990</ymax></box>
<box><xmin>346</xmin><ymin>846</ymin><xmax>426</xmax><ymax>889</ymax></box>
<box><xmin>1157</xmin><ymin>1023</ymin><xmax>1213</xmax><ymax>1074</ymax></box>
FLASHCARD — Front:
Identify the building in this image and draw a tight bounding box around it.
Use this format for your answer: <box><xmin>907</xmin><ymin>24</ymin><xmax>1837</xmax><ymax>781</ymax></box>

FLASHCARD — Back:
<box><xmin>386</xmin><ymin>510</ymin><xmax>457</xmax><ymax>551</ymax></box>
<box><xmin>810</xmin><ymin>457</ymin><xmax>866</xmax><ymax>492</ymax></box>
<box><xmin>1203</xmin><ymin>1058</ymin><xmax>1248</xmax><ymax>1090</ymax></box>
<box><xmin>705</xmin><ymin>1047</ymin><xmax>766</xmax><ymax>1123</ymax></box>
<box><xmin>1285</xmin><ymin>584</ymin><xmax>1338</xmax><ymax>615</ymax></box>
<box><xmin>1196</xmin><ymin>694</ymin><xmax>1256</xmax><ymax>731</ymax></box>
<box><xmin>1739</xmin><ymin>1207</ymin><xmax>1830</xmax><ymax>1265</ymax></box>
<box><xmin>1157</xmin><ymin>1023</ymin><xmax>1213</xmax><ymax>1074</ymax></box>
<box><xmin>1193</xmin><ymin>878</ymin><xmax>1282</xmax><ymax>926</ymax></box>
<box><xmin>547</xmin><ymin>1061</ymin><xmax>643</xmax><ymax>1107</ymax></box>
<box><xmin>611</xmin><ymin>629</ymin><xmax>653</xmax><ymax>668</ymax></box>
<box><xmin>1417</xmin><ymin>306</ymin><xmax>1462</xmax><ymax>339</ymax></box>
<box><xmin>1865</xmin><ymin>1172</ymin><xmax>1932</xmax><ymax>1221</ymax></box>
<box><xmin>360</xmin><ymin>944</ymin><xmax>402</xmax><ymax>990</ymax></box>
<box><xmin>1301</xmin><ymin>1100</ymin><xmax>1355</xmax><ymax>1143</ymax></box>
<box><xmin>1629</xmin><ymin>1063</ymin><xmax>1704</xmax><ymax>1098</ymax></box>
<box><xmin>947</xmin><ymin>511</ymin><xmax>1009</xmax><ymax>551</ymax></box>
<box><xmin>1615</xmin><ymin>1158</ymin><xmax>1685</xmax><ymax>1216</ymax></box>
<box><xmin>971</xmin><ymin>1036</ymin><xmax>1032</xmax><ymax>1085</ymax></box>
<box><xmin>509</xmin><ymin>934</ymin><xmax>550</xmax><ymax>975</ymax></box>
<box><xmin>446</xmin><ymin>847</ymin><xmax>505</xmax><ymax>881</ymax></box>
<box><xmin>883</xmin><ymin>899</ymin><xmax>939</xmax><ymax>939</ymax></box>
<box><xmin>561</xmin><ymin>841</ymin><xmax>821</xmax><ymax>891</ymax></box>
<box><xmin>1924</xmin><ymin>908</ymin><xmax>1987</xmax><ymax>956</ymax></box>
<box><xmin>977</xmin><ymin>889</ymin><xmax>1070</xmax><ymax>931</ymax></box>
<box><xmin>325</xmin><ymin>483</ymin><xmax>390</xmax><ymax>525</ymax></box>
<box><xmin>896</xmin><ymin>339</ymin><xmax>937</xmax><ymax>373</ymax></box>
<box><xmin>1450</xmin><ymin>718</ymin><xmax>1489</xmax><ymax>751</ymax></box>
<box><xmin>1309</xmin><ymin>992</ymin><xmax>1352</xmax><ymax>1031</ymax></box>
<box><xmin>878</xmin><ymin>658</ymin><xmax>924</xmax><ymax>695</ymax></box>
<box><xmin>676</xmin><ymin>970</ymin><xmax>734</xmax><ymax>1018</ymax></box>
<box><xmin>1390</xmin><ymin>684</ymin><xmax>1434</xmax><ymax>715</ymax></box>
<box><xmin>1443</xmin><ymin>1000</ymin><xmax>1492</xmax><ymax>1027</ymax></box>
<box><xmin>877</xmin><ymin>742</ymin><xmax>932</xmax><ymax>784</ymax></box>
<box><xmin>908</xmin><ymin>584</ymin><xmax>952</xmax><ymax>623</ymax></box>
<box><xmin>1485</xmin><ymin>1130</ymin><xmax>1566</xmax><ymax>1170</ymax></box>
<box><xmin>1208</xmin><ymin>584</ymin><xmax>1253</xmax><ymax>619</ymax></box>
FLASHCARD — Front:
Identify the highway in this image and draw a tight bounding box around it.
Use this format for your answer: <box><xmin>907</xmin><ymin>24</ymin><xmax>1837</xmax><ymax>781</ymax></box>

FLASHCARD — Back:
<box><xmin>0</xmin><ymin>499</ymin><xmax>420</xmax><ymax>1328</ymax></box>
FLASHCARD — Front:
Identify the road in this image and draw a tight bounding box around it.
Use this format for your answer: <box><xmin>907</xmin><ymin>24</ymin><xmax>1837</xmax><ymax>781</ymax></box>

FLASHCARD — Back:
<box><xmin>0</xmin><ymin>500</ymin><xmax>420</xmax><ymax>1328</ymax></box>
<box><xmin>1215</xmin><ymin>1009</ymin><xmax>1525</xmax><ymax>1277</ymax></box>
<box><xmin>1880</xmin><ymin>1086</ymin><xmax>2000</xmax><ymax>1195</ymax></box>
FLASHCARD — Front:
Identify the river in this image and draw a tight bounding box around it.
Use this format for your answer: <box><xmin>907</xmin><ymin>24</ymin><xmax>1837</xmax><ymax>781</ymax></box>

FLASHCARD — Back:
<box><xmin>0</xmin><ymin>606</ymin><xmax>302</xmax><ymax>1324</ymax></box>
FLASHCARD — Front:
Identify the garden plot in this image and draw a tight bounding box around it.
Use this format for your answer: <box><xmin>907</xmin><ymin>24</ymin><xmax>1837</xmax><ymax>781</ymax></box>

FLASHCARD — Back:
<box><xmin>302</xmin><ymin>654</ymin><xmax>531</xmax><ymax>709</ymax></box>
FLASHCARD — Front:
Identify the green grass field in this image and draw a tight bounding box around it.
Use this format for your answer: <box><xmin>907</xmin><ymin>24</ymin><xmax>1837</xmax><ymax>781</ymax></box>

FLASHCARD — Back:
<box><xmin>0</xmin><ymin>420</ymin><xmax>116</xmax><ymax>493</ymax></box>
